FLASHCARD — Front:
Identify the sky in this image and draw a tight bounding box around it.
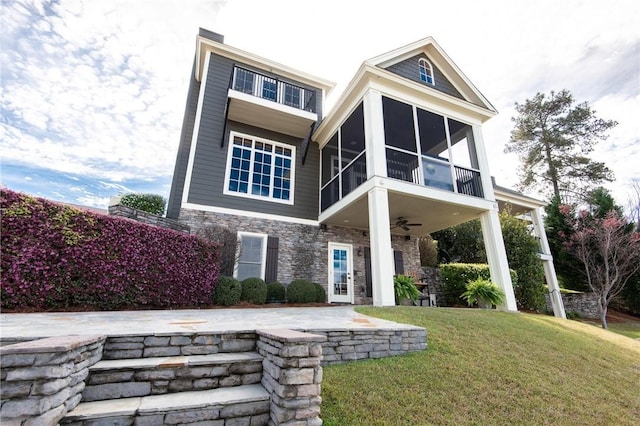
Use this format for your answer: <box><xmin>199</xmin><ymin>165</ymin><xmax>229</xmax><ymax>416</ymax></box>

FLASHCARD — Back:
<box><xmin>1</xmin><ymin>0</ymin><xmax>639</xmax><ymax>212</ymax></box>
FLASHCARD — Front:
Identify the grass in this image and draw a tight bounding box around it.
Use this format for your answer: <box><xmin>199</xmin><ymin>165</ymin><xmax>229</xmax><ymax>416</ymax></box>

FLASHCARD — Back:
<box><xmin>604</xmin><ymin>322</ymin><xmax>640</xmax><ymax>339</ymax></box>
<box><xmin>320</xmin><ymin>307</ymin><xmax>640</xmax><ymax>425</ymax></box>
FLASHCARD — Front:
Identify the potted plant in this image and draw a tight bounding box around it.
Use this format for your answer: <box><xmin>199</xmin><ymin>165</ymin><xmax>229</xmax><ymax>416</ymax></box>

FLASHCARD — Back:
<box><xmin>394</xmin><ymin>275</ymin><xmax>421</xmax><ymax>305</ymax></box>
<box><xmin>461</xmin><ymin>278</ymin><xmax>505</xmax><ymax>309</ymax></box>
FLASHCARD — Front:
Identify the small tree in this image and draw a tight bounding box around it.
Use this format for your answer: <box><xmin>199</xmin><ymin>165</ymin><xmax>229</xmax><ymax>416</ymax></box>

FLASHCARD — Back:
<box><xmin>562</xmin><ymin>210</ymin><xmax>640</xmax><ymax>329</ymax></box>
<box><xmin>506</xmin><ymin>89</ymin><xmax>616</xmax><ymax>199</ymax></box>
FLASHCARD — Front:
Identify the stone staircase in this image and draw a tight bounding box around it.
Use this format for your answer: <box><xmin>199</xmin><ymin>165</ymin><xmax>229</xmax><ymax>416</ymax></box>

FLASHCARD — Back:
<box><xmin>61</xmin><ymin>333</ymin><xmax>271</xmax><ymax>425</ymax></box>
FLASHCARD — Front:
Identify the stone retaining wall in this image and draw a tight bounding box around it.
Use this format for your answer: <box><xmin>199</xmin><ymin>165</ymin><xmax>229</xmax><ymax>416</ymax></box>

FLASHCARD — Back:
<box><xmin>102</xmin><ymin>332</ymin><xmax>257</xmax><ymax>359</ymax></box>
<box><xmin>545</xmin><ymin>291</ymin><xmax>600</xmax><ymax>319</ymax></box>
<box><xmin>108</xmin><ymin>204</ymin><xmax>190</xmax><ymax>233</ymax></box>
<box><xmin>310</xmin><ymin>329</ymin><xmax>427</xmax><ymax>364</ymax></box>
<box><xmin>257</xmin><ymin>329</ymin><xmax>326</xmax><ymax>426</ymax></box>
<box><xmin>0</xmin><ymin>335</ymin><xmax>106</xmax><ymax>425</ymax></box>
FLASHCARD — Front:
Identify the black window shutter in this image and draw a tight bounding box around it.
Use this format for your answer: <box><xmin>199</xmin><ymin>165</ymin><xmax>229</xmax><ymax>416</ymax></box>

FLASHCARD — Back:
<box><xmin>265</xmin><ymin>236</ymin><xmax>279</xmax><ymax>283</ymax></box>
<box><xmin>364</xmin><ymin>247</ymin><xmax>372</xmax><ymax>297</ymax></box>
<box><xmin>394</xmin><ymin>250</ymin><xmax>404</xmax><ymax>275</ymax></box>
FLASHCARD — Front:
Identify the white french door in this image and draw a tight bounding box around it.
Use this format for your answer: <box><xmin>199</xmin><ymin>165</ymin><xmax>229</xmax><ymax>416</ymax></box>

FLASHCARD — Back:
<box><xmin>328</xmin><ymin>243</ymin><xmax>354</xmax><ymax>304</ymax></box>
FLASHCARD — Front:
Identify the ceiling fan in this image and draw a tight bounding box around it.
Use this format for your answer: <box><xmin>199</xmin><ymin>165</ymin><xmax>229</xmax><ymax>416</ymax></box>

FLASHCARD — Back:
<box><xmin>391</xmin><ymin>217</ymin><xmax>422</xmax><ymax>232</ymax></box>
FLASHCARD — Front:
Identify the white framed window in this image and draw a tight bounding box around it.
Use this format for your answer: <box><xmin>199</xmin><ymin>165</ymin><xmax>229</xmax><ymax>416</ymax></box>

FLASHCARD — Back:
<box><xmin>418</xmin><ymin>58</ymin><xmax>435</xmax><ymax>85</ymax></box>
<box><xmin>235</xmin><ymin>232</ymin><xmax>267</xmax><ymax>281</ymax></box>
<box><xmin>224</xmin><ymin>132</ymin><xmax>295</xmax><ymax>204</ymax></box>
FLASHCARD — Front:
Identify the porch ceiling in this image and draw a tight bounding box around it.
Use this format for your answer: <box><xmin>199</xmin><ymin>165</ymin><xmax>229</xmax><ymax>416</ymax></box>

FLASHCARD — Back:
<box><xmin>322</xmin><ymin>190</ymin><xmax>487</xmax><ymax>236</ymax></box>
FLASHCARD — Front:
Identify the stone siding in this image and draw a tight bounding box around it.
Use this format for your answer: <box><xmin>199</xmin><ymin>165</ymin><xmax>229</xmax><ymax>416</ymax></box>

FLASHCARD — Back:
<box><xmin>179</xmin><ymin>208</ymin><xmax>420</xmax><ymax>305</ymax></box>
<box><xmin>257</xmin><ymin>329</ymin><xmax>326</xmax><ymax>426</ymax></box>
<box><xmin>0</xmin><ymin>335</ymin><xmax>105</xmax><ymax>425</ymax></box>
<box><xmin>545</xmin><ymin>291</ymin><xmax>600</xmax><ymax>319</ymax></box>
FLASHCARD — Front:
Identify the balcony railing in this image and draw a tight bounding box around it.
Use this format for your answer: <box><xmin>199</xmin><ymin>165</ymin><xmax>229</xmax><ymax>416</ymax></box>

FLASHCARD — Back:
<box><xmin>231</xmin><ymin>66</ymin><xmax>317</xmax><ymax>113</ymax></box>
<box><xmin>385</xmin><ymin>148</ymin><xmax>484</xmax><ymax>198</ymax></box>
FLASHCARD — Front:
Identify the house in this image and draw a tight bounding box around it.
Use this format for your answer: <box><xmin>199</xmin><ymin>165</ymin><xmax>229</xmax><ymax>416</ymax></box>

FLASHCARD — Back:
<box><xmin>166</xmin><ymin>28</ymin><xmax>565</xmax><ymax>317</ymax></box>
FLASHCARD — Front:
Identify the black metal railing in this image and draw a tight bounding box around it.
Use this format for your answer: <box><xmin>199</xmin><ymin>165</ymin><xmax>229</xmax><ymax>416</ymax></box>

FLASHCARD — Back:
<box><xmin>454</xmin><ymin>166</ymin><xmax>483</xmax><ymax>198</ymax></box>
<box><xmin>231</xmin><ymin>66</ymin><xmax>316</xmax><ymax>113</ymax></box>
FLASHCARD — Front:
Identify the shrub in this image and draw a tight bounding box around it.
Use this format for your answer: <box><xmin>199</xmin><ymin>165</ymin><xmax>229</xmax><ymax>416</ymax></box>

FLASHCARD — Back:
<box><xmin>213</xmin><ymin>276</ymin><xmax>241</xmax><ymax>306</ymax></box>
<box><xmin>313</xmin><ymin>283</ymin><xmax>327</xmax><ymax>303</ymax></box>
<box><xmin>0</xmin><ymin>189</ymin><xmax>219</xmax><ymax>311</ymax></box>
<box><xmin>439</xmin><ymin>263</ymin><xmax>517</xmax><ymax>307</ymax></box>
<box><xmin>287</xmin><ymin>279</ymin><xmax>316</xmax><ymax>303</ymax></box>
<box><xmin>119</xmin><ymin>193</ymin><xmax>167</xmax><ymax>216</ymax></box>
<box><xmin>394</xmin><ymin>275</ymin><xmax>420</xmax><ymax>304</ymax></box>
<box><xmin>266</xmin><ymin>281</ymin><xmax>286</xmax><ymax>303</ymax></box>
<box><xmin>461</xmin><ymin>278</ymin><xmax>505</xmax><ymax>308</ymax></box>
<box><xmin>241</xmin><ymin>277</ymin><xmax>267</xmax><ymax>304</ymax></box>
<box><xmin>418</xmin><ymin>236</ymin><xmax>439</xmax><ymax>267</ymax></box>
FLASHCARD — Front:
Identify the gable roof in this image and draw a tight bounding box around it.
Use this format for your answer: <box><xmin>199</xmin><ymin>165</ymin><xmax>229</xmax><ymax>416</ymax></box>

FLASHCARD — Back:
<box><xmin>366</xmin><ymin>36</ymin><xmax>497</xmax><ymax>114</ymax></box>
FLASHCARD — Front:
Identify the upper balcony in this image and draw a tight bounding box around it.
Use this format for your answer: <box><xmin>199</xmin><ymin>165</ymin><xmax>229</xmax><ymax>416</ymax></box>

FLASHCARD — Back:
<box><xmin>226</xmin><ymin>66</ymin><xmax>319</xmax><ymax>138</ymax></box>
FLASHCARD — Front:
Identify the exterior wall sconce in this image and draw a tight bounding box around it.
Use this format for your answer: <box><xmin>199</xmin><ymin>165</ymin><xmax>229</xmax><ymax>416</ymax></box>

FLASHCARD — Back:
<box><xmin>320</xmin><ymin>224</ymin><xmax>327</xmax><ymax>231</ymax></box>
<box><xmin>405</xmin><ymin>235</ymin><xmax>411</xmax><ymax>241</ymax></box>
<box><xmin>357</xmin><ymin>248</ymin><xmax>363</xmax><ymax>257</ymax></box>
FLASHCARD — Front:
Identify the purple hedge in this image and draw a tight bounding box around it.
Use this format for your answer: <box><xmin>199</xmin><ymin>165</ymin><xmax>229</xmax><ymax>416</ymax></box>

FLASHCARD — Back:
<box><xmin>1</xmin><ymin>189</ymin><xmax>220</xmax><ymax>311</ymax></box>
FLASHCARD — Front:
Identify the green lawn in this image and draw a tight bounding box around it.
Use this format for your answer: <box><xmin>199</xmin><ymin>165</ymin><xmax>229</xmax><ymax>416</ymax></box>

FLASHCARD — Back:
<box><xmin>607</xmin><ymin>322</ymin><xmax>640</xmax><ymax>339</ymax></box>
<box><xmin>320</xmin><ymin>307</ymin><xmax>640</xmax><ymax>426</ymax></box>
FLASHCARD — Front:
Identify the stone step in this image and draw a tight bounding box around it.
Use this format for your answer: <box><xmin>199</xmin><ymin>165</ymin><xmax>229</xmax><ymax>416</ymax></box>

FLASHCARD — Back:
<box><xmin>62</xmin><ymin>384</ymin><xmax>270</xmax><ymax>425</ymax></box>
<box><xmin>83</xmin><ymin>352</ymin><xmax>264</xmax><ymax>402</ymax></box>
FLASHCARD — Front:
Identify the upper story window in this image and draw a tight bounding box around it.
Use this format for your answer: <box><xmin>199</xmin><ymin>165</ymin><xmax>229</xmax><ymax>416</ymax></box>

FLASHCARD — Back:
<box><xmin>224</xmin><ymin>133</ymin><xmax>295</xmax><ymax>204</ymax></box>
<box><xmin>418</xmin><ymin>58</ymin><xmax>435</xmax><ymax>85</ymax></box>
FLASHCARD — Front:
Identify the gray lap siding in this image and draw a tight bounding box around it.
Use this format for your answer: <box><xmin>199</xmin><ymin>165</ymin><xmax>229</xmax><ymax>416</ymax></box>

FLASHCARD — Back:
<box><xmin>175</xmin><ymin>52</ymin><xmax>322</xmax><ymax>221</ymax></box>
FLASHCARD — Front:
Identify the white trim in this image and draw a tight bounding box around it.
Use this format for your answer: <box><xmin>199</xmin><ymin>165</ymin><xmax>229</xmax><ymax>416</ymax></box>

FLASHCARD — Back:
<box><xmin>182</xmin><ymin>51</ymin><xmax>212</xmax><ymax>205</ymax></box>
<box><xmin>328</xmin><ymin>242</ymin><xmax>354</xmax><ymax>304</ymax></box>
<box><xmin>181</xmin><ymin>202</ymin><xmax>319</xmax><ymax>226</ymax></box>
<box><xmin>223</xmin><ymin>131</ymin><xmax>296</xmax><ymax>205</ymax></box>
<box><xmin>234</xmin><ymin>231</ymin><xmax>268</xmax><ymax>281</ymax></box>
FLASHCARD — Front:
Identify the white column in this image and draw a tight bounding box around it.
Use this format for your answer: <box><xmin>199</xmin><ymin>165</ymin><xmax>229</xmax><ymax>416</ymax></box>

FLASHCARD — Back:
<box><xmin>480</xmin><ymin>210</ymin><xmax>518</xmax><ymax>311</ymax></box>
<box><xmin>531</xmin><ymin>208</ymin><xmax>566</xmax><ymax>319</ymax></box>
<box><xmin>368</xmin><ymin>187</ymin><xmax>396</xmax><ymax>306</ymax></box>
<box><xmin>363</xmin><ymin>89</ymin><xmax>387</xmax><ymax>178</ymax></box>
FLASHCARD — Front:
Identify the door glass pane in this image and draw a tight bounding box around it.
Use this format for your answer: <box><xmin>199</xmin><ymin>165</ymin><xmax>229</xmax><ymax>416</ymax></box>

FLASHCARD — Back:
<box><xmin>332</xmin><ymin>249</ymin><xmax>348</xmax><ymax>296</ymax></box>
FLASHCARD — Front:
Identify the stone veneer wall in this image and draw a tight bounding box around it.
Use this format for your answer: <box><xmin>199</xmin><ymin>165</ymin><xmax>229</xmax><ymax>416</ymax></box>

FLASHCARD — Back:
<box><xmin>109</xmin><ymin>205</ymin><xmax>190</xmax><ymax>233</ymax></box>
<box><xmin>257</xmin><ymin>329</ymin><xmax>326</xmax><ymax>425</ymax></box>
<box><xmin>0</xmin><ymin>335</ymin><xmax>106</xmax><ymax>425</ymax></box>
<box><xmin>179</xmin><ymin>208</ymin><xmax>420</xmax><ymax>305</ymax></box>
<box><xmin>545</xmin><ymin>292</ymin><xmax>600</xmax><ymax>319</ymax></box>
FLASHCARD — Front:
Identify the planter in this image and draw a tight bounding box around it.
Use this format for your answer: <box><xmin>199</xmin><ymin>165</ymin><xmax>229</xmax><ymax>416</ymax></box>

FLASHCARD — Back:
<box><xmin>477</xmin><ymin>299</ymin><xmax>493</xmax><ymax>309</ymax></box>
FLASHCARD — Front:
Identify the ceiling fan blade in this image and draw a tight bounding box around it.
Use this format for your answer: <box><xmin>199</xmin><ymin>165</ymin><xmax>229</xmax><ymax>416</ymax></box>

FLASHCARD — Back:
<box><xmin>406</xmin><ymin>223</ymin><xmax>422</xmax><ymax>227</ymax></box>
<box><xmin>402</xmin><ymin>225</ymin><xmax>410</xmax><ymax>231</ymax></box>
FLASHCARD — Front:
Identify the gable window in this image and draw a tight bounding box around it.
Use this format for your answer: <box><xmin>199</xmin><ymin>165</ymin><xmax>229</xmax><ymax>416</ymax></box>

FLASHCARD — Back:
<box><xmin>418</xmin><ymin>58</ymin><xmax>435</xmax><ymax>85</ymax></box>
<box><xmin>224</xmin><ymin>133</ymin><xmax>295</xmax><ymax>204</ymax></box>
<box><xmin>235</xmin><ymin>232</ymin><xmax>267</xmax><ymax>281</ymax></box>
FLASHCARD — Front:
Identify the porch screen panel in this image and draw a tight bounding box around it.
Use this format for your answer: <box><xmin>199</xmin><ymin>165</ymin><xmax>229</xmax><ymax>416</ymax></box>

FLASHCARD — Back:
<box><xmin>340</xmin><ymin>103</ymin><xmax>365</xmax><ymax>163</ymax></box>
<box><xmin>321</xmin><ymin>179</ymin><xmax>340</xmax><ymax>211</ymax></box>
<box><xmin>447</xmin><ymin>118</ymin><xmax>476</xmax><ymax>169</ymax></box>
<box><xmin>342</xmin><ymin>155</ymin><xmax>367</xmax><ymax>198</ymax></box>
<box><xmin>382</xmin><ymin>96</ymin><xmax>416</xmax><ymax>152</ymax></box>
<box><xmin>417</xmin><ymin>108</ymin><xmax>448</xmax><ymax>159</ymax></box>
<box><xmin>321</xmin><ymin>133</ymin><xmax>339</xmax><ymax>186</ymax></box>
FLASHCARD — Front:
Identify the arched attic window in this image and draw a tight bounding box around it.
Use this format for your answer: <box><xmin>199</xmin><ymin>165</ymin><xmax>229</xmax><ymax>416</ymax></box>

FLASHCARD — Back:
<box><xmin>418</xmin><ymin>58</ymin><xmax>435</xmax><ymax>85</ymax></box>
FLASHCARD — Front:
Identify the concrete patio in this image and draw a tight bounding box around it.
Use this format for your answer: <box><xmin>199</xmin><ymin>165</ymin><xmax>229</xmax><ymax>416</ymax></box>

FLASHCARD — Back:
<box><xmin>0</xmin><ymin>305</ymin><xmax>417</xmax><ymax>341</ymax></box>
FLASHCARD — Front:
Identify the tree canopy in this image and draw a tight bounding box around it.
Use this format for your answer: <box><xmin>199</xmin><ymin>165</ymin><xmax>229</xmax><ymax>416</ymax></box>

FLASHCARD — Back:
<box><xmin>506</xmin><ymin>89</ymin><xmax>617</xmax><ymax>200</ymax></box>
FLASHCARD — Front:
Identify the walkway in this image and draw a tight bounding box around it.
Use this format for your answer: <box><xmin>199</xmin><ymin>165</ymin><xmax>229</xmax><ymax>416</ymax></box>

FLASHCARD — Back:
<box><xmin>0</xmin><ymin>306</ymin><xmax>417</xmax><ymax>341</ymax></box>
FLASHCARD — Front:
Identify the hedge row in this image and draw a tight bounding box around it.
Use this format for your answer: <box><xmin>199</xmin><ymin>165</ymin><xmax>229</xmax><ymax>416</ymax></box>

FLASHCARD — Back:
<box><xmin>439</xmin><ymin>263</ymin><xmax>518</xmax><ymax>306</ymax></box>
<box><xmin>212</xmin><ymin>277</ymin><xmax>326</xmax><ymax>305</ymax></box>
<box><xmin>1</xmin><ymin>189</ymin><xmax>220</xmax><ymax>310</ymax></box>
